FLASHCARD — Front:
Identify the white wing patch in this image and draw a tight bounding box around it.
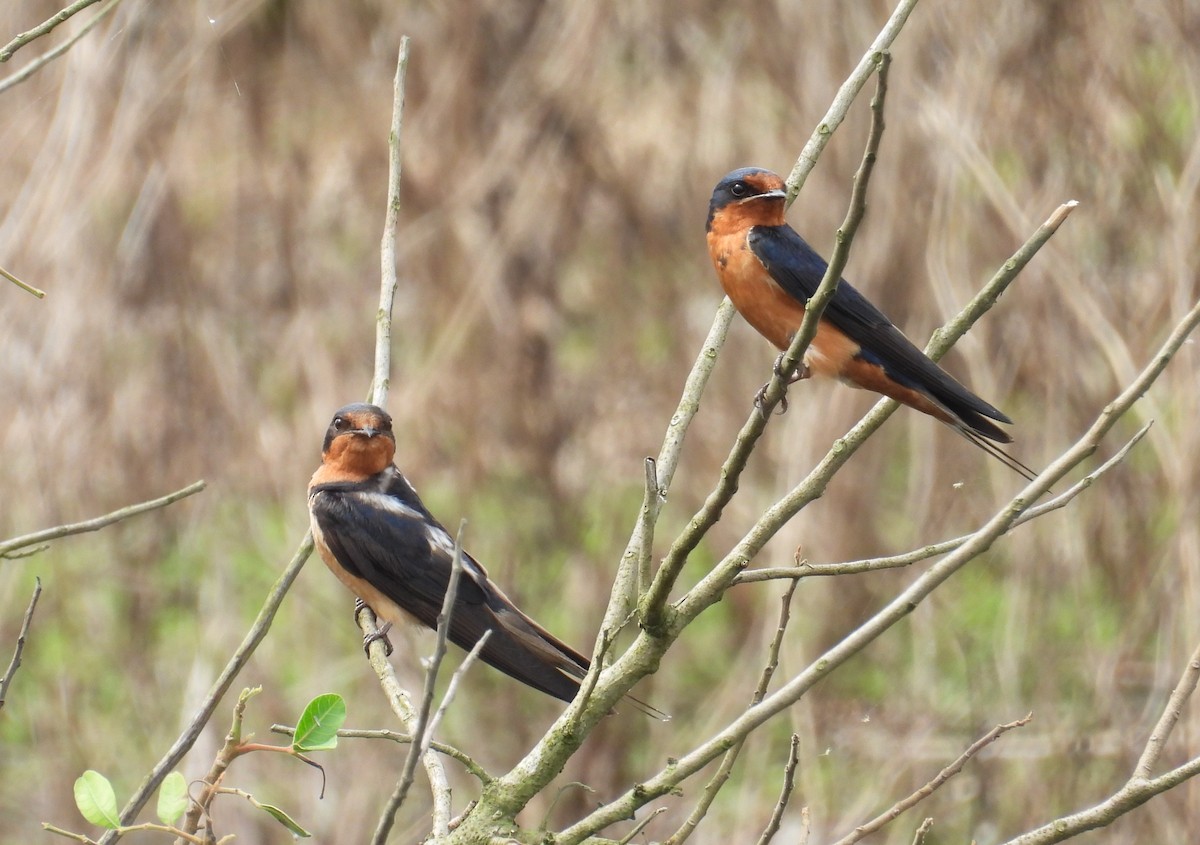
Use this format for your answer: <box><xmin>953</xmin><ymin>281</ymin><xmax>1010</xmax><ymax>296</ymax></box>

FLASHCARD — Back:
<box><xmin>425</xmin><ymin>523</ymin><xmax>457</xmax><ymax>557</ymax></box>
<box><xmin>354</xmin><ymin>491</ymin><xmax>425</xmax><ymax>521</ymax></box>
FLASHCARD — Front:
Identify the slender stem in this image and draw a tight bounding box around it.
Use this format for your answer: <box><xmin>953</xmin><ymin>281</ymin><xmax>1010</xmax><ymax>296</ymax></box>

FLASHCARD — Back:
<box><xmin>0</xmin><ymin>0</ymin><xmax>104</xmax><ymax>62</ymax></box>
<box><xmin>0</xmin><ymin>264</ymin><xmax>47</xmax><ymax>297</ymax></box>
<box><xmin>99</xmin><ymin>537</ymin><xmax>314</xmax><ymax>843</ymax></box>
<box><xmin>269</xmin><ymin>724</ymin><xmax>492</xmax><ymax>782</ymax></box>
<box><xmin>663</xmin><ymin>578</ymin><xmax>801</xmax><ymax>845</ymax></box>
<box><xmin>598</xmin><ymin>300</ymin><xmax>736</xmax><ymax>640</ymax></box>
<box><xmin>0</xmin><ymin>0</ymin><xmax>122</xmax><ymax>96</ymax></box>
<box><xmin>0</xmin><ymin>577</ymin><xmax>42</xmax><ymax>712</ymax></box>
<box><xmin>0</xmin><ymin>480</ymin><xmax>206</xmax><ymax>558</ymax></box>
<box><xmin>735</xmin><ymin>421</ymin><xmax>1150</xmax><ymax>583</ymax></box>
<box><xmin>784</xmin><ymin>0</ymin><xmax>919</xmax><ymax>200</ymax></box>
<box><xmin>370</xmin><ymin>519</ymin><xmax>465</xmax><ymax>843</ymax></box>
<box><xmin>754</xmin><ymin>734</ymin><xmax>802</xmax><ymax>845</ymax></box>
<box><xmin>829</xmin><ymin>715</ymin><xmax>1031</xmax><ymax>845</ymax></box>
<box><xmin>1133</xmin><ymin>639</ymin><xmax>1200</xmax><ymax>779</ymax></box>
<box><xmin>370</xmin><ymin>36</ymin><xmax>410</xmax><ymax>408</ymax></box>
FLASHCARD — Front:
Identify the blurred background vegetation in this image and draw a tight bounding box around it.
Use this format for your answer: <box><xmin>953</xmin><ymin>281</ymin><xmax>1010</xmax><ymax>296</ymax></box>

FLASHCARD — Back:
<box><xmin>2</xmin><ymin>0</ymin><xmax>1199</xmax><ymax>842</ymax></box>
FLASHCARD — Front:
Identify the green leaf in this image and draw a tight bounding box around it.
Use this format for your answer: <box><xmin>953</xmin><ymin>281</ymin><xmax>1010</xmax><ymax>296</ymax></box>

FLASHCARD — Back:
<box><xmin>251</xmin><ymin>798</ymin><xmax>312</xmax><ymax>838</ymax></box>
<box><xmin>292</xmin><ymin>693</ymin><xmax>346</xmax><ymax>752</ymax></box>
<box><xmin>74</xmin><ymin>771</ymin><xmax>120</xmax><ymax>829</ymax></box>
<box><xmin>156</xmin><ymin>771</ymin><xmax>189</xmax><ymax>826</ymax></box>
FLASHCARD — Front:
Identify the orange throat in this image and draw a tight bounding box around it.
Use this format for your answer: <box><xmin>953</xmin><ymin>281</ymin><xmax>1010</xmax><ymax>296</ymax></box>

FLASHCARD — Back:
<box><xmin>312</xmin><ymin>434</ymin><xmax>395</xmax><ymax>484</ymax></box>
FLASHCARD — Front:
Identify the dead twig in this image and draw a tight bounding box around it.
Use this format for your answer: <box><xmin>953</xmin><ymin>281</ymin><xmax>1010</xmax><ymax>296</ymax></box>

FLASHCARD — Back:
<box><xmin>0</xmin><ymin>577</ymin><xmax>43</xmax><ymax>713</ymax></box>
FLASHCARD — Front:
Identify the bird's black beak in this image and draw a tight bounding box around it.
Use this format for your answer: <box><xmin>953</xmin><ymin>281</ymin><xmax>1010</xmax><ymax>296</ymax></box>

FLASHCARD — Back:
<box><xmin>357</xmin><ymin>427</ymin><xmax>380</xmax><ymax>438</ymax></box>
<box><xmin>753</xmin><ymin>188</ymin><xmax>787</xmax><ymax>201</ymax></box>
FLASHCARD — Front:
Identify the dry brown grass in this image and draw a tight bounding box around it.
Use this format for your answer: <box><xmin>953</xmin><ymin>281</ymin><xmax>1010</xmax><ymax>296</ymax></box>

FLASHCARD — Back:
<box><xmin>3</xmin><ymin>1</ymin><xmax>1200</xmax><ymax>842</ymax></box>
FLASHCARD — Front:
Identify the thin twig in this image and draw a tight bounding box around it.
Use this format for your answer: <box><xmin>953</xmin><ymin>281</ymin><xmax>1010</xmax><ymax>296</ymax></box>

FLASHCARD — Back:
<box><xmin>0</xmin><ymin>577</ymin><xmax>42</xmax><ymax>712</ymax></box>
<box><xmin>268</xmin><ymin>726</ymin><xmax>492</xmax><ymax>783</ymax></box>
<box><xmin>829</xmin><ymin>715</ymin><xmax>1031</xmax><ymax>845</ymax></box>
<box><xmin>636</xmin><ymin>457</ymin><xmax>661</xmax><ymax>597</ymax></box>
<box><xmin>755</xmin><ymin>734</ymin><xmax>802</xmax><ymax>845</ymax></box>
<box><xmin>178</xmin><ymin>688</ymin><xmax>261</xmax><ymax>840</ymax></box>
<box><xmin>100</xmin><ymin>536</ymin><xmax>314</xmax><ymax>843</ymax></box>
<box><xmin>370</xmin><ymin>35</ymin><xmax>410</xmax><ymax>408</ymax></box>
<box><xmin>0</xmin><ymin>0</ymin><xmax>122</xmax><ymax>96</ymax></box>
<box><xmin>0</xmin><ymin>480</ymin><xmax>206</xmax><ymax>559</ymax></box>
<box><xmin>784</xmin><ymin>2</ymin><xmax>918</xmax><ymax>201</ymax></box>
<box><xmin>911</xmin><ymin>818</ymin><xmax>934</xmax><ymax>845</ymax></box>
<box><xmin>664</xmin><ymin>577</ymin><xmax>802</xmax><ymax>845</ymax></box>
<box><xmin>599</xmin><ymin>299</ymin><xmax>736</xmax><ymax>639</ymax></box>
<box><xmin>0</xmin><ymin>0</ymin><xmax>104</xmax><ymax>62</ymax></box>
<box><xmin>0</xmin><ymin>264</ymin><xmax>46</xmax><ymax>298</ymax></box>
<box><xmin>358</xmin><ymin>604</ymin><xmax>452</xmax><ymax>832</ymax></box>
<box><xmin>759</xmin><ymin>51</ymin><xmax>893</xmax><ymax>417</ymax></box>
<box><xmin>556</xmin><ymin>291</ymin><xmax>1200</xmax><ymax>844</ymax></box>
<box><xmin>735</xmin><ymin>421</ymin><xmax>1151</xmax><ymax>583</ymax></box>
<box><xmin>616</xmin><ymin>807</ymin><xmax>667</xmax><ymax>845</ymax></box>
<box><xmin>999</xmin><ymin>639</ymin><xmax>1200</xmax><ymax>845</ymax></box>
<box><xmin>1134</xmin><ymin>639</ymin><xmax>1200</xmax><ymax>778</ymax></box>
<box><xmin>424</xmin><ymin>630</ymin><xmax>491</xmax><ymax>750</ymax></box>
<box><xmin>371</xmin><ymin>519</ymin><xmax>466</xmax><ymax>844</ymax></box>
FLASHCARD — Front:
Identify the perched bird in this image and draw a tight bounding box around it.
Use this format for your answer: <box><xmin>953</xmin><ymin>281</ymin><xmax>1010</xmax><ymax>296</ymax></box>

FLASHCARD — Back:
<box><xmin>308</xmin><ymin>403</ymin><xmax>661</xmax><ymax>713</ymax></box>
<box><xmin>706</xmin><ymin>166</ymin><xmax>1033</xmax><ymax>479</ymax></box>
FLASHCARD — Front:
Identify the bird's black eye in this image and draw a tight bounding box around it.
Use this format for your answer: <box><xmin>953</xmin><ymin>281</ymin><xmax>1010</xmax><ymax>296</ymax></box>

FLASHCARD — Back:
<box><xmin>332</xmin><ymin>416</ymin><xmax>348</xmax><ymax>432</ymax></box>
<box><xmin>379</xmin><ymin>418</ymin><xmax>393</xmax><ymax>432</ymax></box>
<box><xmin>730</xmin><ymin>181</ymin><xmax>749</xmax><ymax>198</ymax></box>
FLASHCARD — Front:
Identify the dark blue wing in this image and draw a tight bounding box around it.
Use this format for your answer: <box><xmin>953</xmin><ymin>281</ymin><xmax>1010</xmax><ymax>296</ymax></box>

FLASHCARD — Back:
<box><xmin>310</xmin><ymin>480</ymin><xmax>590</xmax><ymax>701</ymax></box>
<box><xmin>748</xmin><ymin>224</ymin><xmax>1012</xmax><ymax>427</ymax></box>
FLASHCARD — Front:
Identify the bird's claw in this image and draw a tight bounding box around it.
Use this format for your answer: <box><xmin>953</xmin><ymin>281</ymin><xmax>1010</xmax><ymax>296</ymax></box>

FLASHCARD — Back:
<box><xmin>755</xmin><ymin>382</ymin><xmax>790</xmax><ymax>415</ymax></box>
<box><xmin>773</xmin><ymin>351</ymin><xmax>812</xmax><ymax>383</ymax></box>
<box><xmin>362</xmin><ymin>622</ymin><xmax>394</xmax><ymax>657</ymax></box>
<box><xmin>354</xmin><ymin>599</ymin><xmax>394</xmax><ymax>656</ymax></box>
<box><xmin>755</xmin><ymin>357</ymin><xmax>810</xmax><ymax>416</ymax></box>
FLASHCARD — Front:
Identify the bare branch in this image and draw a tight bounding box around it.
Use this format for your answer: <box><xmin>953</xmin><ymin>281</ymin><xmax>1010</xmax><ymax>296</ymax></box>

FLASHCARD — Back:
<box><xmin>998</xmin><ymin>639</ymin><xmax>1200</xmax><ymax>844</ymax></box>
<box><xmin>0</xmin><ymin>480</ymin><xmax>206</xmax><ymax>559</ymax></box>
<box><xmin>599</xmin><ymin>299</ymin><xmax>736</xmax><ymax>637</ymax></box>
<box><xmin>0</xmin><ymin>577</ymin><xmax>42</xmax><ymax>712</ymax></box>
<box><xmin>370</xmin><ymin>35</ymin><xmax>410</xmax><ymax>408</ymax></box>
<box><xmin>754</xmin><ymin>734</ymin><xmax>802</xmax><ymax>845</ymax></box>
<box><xmin>616</xmin><ymin>807</ymin><xmax>667</xmax><ymax>845</ymax></box>
<box><xmin>178</xmin><ymin>687</ymin><xmax>262</xmax><ymax>839</ymax></box>
<box><xmin>0</xmin><ymin>0</ymin><xmax>105</xmax><ymax>62</ymax></box>
<box><xmin>1000</xmin><ymin>756</ymin><xmax>1200</xmax><ymax>844</ymax></box>
<box><xmin>0</xmin><ymin>264</ymin><xmax>46</xmax><ymax>298</ymax></box>
<box><xmin>758</xmin><ymin>51</ymin><xmax>893</xmax><ymax>417</ymax></box>
<box><xmin>735</xmin><ymin>420</ymin><xmax>1151</xmax><ymax>583</ymax></box>
<box><xmin>1134</xmin><ymin>639</ymin><xmax>1200</xmax><ymax>778</ymax></box>
<box><xmin>424</xmin><ymin>629</ymin><xmax>491</xmax><ymax>756</ymax></box>
<box><xmin>911</xmin><ymin>818</ymin><xmax>934</xmax><ymax>845</ymax></box>
<box><xmin>0</xmin><ymin>0</ymin><xmax>122</xmax><ymax>96</ymax></box>
<box><xmin>269</xmin><ymin>724</ymin><xmax>492</xmax><ymax>783</ymax></box>
<box><xmin>99</xmin><ymin>536</ymin><xmax>314</xmax><ymax>843</ymax></box>
<box><xmin>371</xmin><ymin>518</ymin><xmax>466</xmax><ymax>843</ymax></box>
<box><xmin>830</xmin><ymin>715</ymin><xmax>1031</xmax><ymax>845</ymax></box>
<box><xmin>664</xmin><ymin>577</ymin><xmax>802</xmax><ymax>845</ymax></box>
<box><xmin>784</xmin><ymin>0</ymin><xmax>918</xmax><ymax>200</ymax></box>
<box><xmin>557</xmin><ymin>290</ymin><xmax>1200</xmax><ymax>843</ymax></box>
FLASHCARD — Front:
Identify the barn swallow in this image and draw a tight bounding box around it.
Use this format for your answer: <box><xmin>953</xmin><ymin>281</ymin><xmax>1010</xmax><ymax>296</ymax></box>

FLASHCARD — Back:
<box><xmin>706</xmin><ymin>167</ymin><xmax>1034</xmax><ymax>479</ymax></box>
<box><xmin>308</xmin><ymin>403</ymin><xmax>663</xmax><ymax>714</ymax></box>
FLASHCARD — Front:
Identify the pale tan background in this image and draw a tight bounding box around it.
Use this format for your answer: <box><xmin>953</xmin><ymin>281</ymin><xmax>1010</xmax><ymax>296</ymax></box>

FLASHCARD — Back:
<box><xmin>2</xmin><ymin>1</ymin><xmax>1199</xmax><ymax>842</ymax></box>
